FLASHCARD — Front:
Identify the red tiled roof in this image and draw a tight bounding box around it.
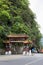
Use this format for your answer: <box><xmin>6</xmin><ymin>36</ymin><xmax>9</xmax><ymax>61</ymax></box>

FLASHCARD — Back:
<box><xmin>3</xmin><ymin>40</ymin><xmax>10</xmax><ymax>43</ymax></box>
<box><xmin>3</xmin><ymin>40</ymin><xmax>32</xmax><ymax>44</ymax></box>
<box><xmin>7</xmin><ymin>34</ymin><xmax>29</xmax><ymax>38</ymax></box>
<box><xmin>24</xmin><ymin>40</ymin><xmax>32</xmax><ymax>44</ymax></box>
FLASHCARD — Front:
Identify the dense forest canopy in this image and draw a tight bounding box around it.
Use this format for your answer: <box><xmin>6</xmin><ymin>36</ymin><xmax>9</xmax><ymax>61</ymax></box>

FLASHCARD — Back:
<box><xmin>0</xmin><ymin>0</ymin><xmax>42</xmax><ymax>48</ymax></box>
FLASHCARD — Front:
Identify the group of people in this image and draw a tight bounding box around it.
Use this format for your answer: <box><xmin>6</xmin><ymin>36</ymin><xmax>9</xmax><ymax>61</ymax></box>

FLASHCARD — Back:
<box><xmin>23</xmin><ymin>46</ymin><xmax>32</xmax><ymax>55</ymax></box>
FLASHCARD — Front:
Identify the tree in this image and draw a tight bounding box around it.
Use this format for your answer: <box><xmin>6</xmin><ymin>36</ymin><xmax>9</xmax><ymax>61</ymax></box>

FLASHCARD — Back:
<box><xmin>0</xmin><ymin>0</ymin><xmax>42</xmax><ymax>49</ymax></box>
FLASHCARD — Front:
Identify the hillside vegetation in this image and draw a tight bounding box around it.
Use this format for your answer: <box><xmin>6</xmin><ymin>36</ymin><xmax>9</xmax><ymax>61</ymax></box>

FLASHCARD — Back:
<box><xmin>0</xmin><ymin>0</ymin><xmax>41</xmax><ymax>48</ymax></box>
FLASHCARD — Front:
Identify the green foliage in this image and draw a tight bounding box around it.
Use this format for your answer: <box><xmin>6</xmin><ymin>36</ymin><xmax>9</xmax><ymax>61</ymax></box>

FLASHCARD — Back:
<box><xmin>0</xmin><ymin>37</ymin><xmax>4</xmax><ymax>49</ymax></box>
<box><xmin>0</xmin><ymin>0</ymin><xmax>42</xmax><ymax>48</ymax></box>
<box><xmin>11</xmin><ymin>21</ymin><xmax>30</xmax><ymax>34</ymax></box>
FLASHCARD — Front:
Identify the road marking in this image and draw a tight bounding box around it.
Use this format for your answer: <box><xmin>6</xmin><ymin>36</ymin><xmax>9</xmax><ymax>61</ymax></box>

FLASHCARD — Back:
<box><xmin>25</xmin><ymin>58</ymin><xmax>43</xmax><ymax>65</ymax></box>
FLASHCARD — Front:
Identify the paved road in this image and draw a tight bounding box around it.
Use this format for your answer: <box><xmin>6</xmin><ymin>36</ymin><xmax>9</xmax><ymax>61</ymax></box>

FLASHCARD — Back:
<box><xmin>0</xmin><ymin>54</ymin><xmax>43</xmax><ymax>65</ymax></box>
